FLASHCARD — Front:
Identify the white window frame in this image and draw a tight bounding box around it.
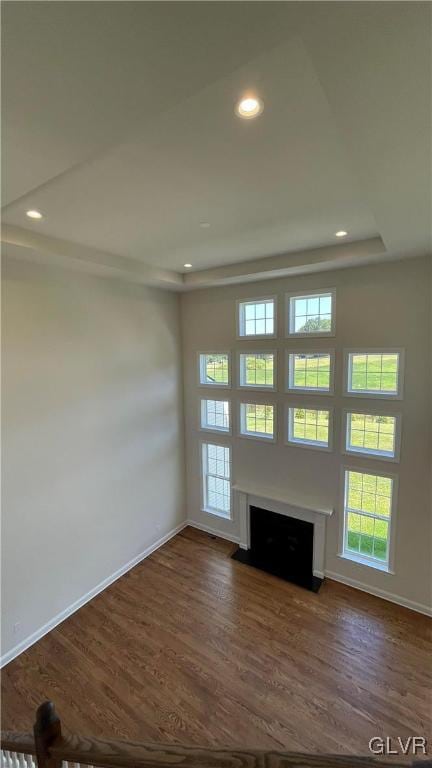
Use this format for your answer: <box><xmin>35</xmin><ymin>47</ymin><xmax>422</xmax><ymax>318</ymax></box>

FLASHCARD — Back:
<box><xmin>239</xmin><ymin>401</ymin><xmax>277</xmax><ymax>443</ymax></box>
<box><xmin>238</xmin><ymin>351</ymin><xmax>277</xmax><ymax>392</ymax></box>
<box><xmin>199</xmin><ymin>398</ymin><xmax>231</xmax><ymax>435</ymax></box>
<box><xmin>200</xmin><ymin>440</ymin><xmax>232</xmax><ymax>520</ymax></box>
<box><xmin>285</xmin><ymin>403</ymin><xmax>333</xmax><ymax>452</ymax></box>
<box><xmin>339</xmin><ymin>466</ymin><xmax>398</xmax><ymax>574</ymax></box>
<box><xmin>342</xmin><ymin>409</ymin><xmax>402</xmax><ymax>463</ymax></box>
<box><xmin>237</xmin><ymin>296</ymin><xmax>277</xmax><ymax>339</ymax></box>
<box><xmin>286</xmin><ymin>349</ymin><xmax>335</xmax><ymax>395</ymax></box>
<box><xmin>198</xmin><ymin>351</ymin><xmax>231</xmax><ymax>389</ymax></box>
<box><xmin>343</xmin><ymin>348</ymin><xmax>405</xmax><ymax>400</ymax></box>
<box><xmin>286</xmin><ymin>288</ymin><xmax>336</xmax><ymax>338</ymax></box>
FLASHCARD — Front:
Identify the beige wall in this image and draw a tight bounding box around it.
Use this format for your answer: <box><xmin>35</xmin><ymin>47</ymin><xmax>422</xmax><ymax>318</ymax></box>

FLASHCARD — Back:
<box><xmin>1</xmin><ymin>257</ymin><xmax>185</xmax><ymax>660</ymax></box>
<box><xmin>181</xmin><ymin>256</ymin><xmax>431</xmax><ymax>612</ymax></box>
<box><xmin>2</xmin><ymin>253</ymin><xmax>430</xmax><ymax>663</ymax></box>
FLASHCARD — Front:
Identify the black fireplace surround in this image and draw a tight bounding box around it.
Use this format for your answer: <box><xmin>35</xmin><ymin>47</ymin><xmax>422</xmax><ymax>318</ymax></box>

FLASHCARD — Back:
<box><xmin>232</xmin><ymin>505</ymin><xmax>323</xmax><ymax>592</ymax></box>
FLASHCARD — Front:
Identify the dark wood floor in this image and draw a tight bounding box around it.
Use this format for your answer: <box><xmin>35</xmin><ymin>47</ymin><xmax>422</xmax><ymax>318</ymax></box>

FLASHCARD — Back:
<box><xmin>2</xmin><ymin>527</ymin><xmax>431</xmax><ymax>757</ymax></box>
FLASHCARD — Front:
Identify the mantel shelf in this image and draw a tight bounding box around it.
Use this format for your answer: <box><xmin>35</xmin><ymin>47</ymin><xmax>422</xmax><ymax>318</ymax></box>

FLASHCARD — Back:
<box><xmin>232</xmin><ymin>485</ymin><xmax>334</xmax><ymax>517</ymax></box>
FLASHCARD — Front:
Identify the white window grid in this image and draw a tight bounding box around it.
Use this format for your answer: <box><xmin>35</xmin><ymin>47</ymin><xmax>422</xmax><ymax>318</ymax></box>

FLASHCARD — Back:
<box><xmin>286</xmin><ymin>350</ymin><xmax>334</xmax><ymax>394</ymax></box>
<box><xmin>237</xmin><ymin>297</ymin><xmax>276</xmax><ymax>338</ymax></box>
<box><xmin>239</xmin><ymin>402</ymin><xmax>276</xmax><ymax>441</ymax></box>
<box><xmin>343</xmin><ymin>410</ymin><xmax>401</xmax><ymax>462</ymax></box>
<box><xmin>287</xmin><ymin>406</ymin><xmax>332</xmax><ymax>451</ymax></box>
<box><xmin>286</xmin><ymin>288</ymin><xmax>336</xmax><ymax>338</ymax></box>
<box><xmin>201</xmin><ymin>443</ymin><xmax>231</xmax><ymax>518</ymax></box>
<box><xmin>200</xmin><ymin>399</ymin><xmax>231</xmax><ymax>434</ymax></box>
<box><xmin>344</xmin><ymin>349</ymin><xmax>404</xmax><ymax>399</ymax></box>
<box><xmin>341</xmin><ymin>468</ymin><xmax>396</xmax><ymax>571</ymax></box>
<box><xmin>198</xmin><ymin>352</ymin><xmax>230</xmax><ymax>388</ymax></box>
<box><xmin>239</xmin><ymin>352</ymin><xmax>276</xmax><ymax>390</ymax></box>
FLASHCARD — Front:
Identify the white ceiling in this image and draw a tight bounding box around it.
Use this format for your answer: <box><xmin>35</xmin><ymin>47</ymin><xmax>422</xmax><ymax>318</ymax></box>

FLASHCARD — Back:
<box><xmin>2</xmin><ymin>2</ymin><xmax>431</xmax><ymax>288</ymax></box>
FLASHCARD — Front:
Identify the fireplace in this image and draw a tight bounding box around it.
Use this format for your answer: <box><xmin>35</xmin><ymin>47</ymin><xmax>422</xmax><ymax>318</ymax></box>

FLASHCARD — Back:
<box><xmin>232</xmin><ymin>487</ymin><xmax>333</xmax><ymax>593</ymax></box>
<box><xmin>233</xmin><ymin>506</ymin><xmax>320</xmax><ymax>591</ymax></box>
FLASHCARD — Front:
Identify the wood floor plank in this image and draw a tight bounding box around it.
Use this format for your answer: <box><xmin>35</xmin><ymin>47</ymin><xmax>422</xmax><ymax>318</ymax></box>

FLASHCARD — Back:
<box><xmin>2</xmin><ymin>527</ymin><xmax>431</xmax><ymax>758</ymax></box>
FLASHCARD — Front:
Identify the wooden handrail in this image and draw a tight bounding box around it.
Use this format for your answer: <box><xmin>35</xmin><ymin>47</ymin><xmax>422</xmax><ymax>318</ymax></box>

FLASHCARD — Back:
<box><xmin>1</xmin><ymin>733</ymin><xmax>411</xmax><ymax>768</ymax></box>
<box><xmin>0</xmin><ymin>702</ymin><xmax>416</xmax><ymax>768</ymax></box>
<box><xmin>50</xmin><ymin>734</ymin><xmax>413</xmax><ymax>768</ymax></box>
<box><xmin>0</xmin><ymin>732</ymin><xmax>36</xmax><ymax>755</ymax></box>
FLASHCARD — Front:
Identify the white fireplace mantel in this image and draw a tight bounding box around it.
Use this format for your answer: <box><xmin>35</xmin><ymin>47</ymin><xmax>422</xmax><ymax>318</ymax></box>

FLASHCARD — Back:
<box><xmin>233</xmin><ymin>485</ymin><xmax>333</xmax><ymax>579</ymax></box>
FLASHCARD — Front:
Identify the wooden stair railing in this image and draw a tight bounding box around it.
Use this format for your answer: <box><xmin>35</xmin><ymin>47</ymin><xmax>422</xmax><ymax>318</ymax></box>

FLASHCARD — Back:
<box><xmin>0</xmin><ymin>702</ymin><xmax>425</xmax><ymax>768</ymax></box>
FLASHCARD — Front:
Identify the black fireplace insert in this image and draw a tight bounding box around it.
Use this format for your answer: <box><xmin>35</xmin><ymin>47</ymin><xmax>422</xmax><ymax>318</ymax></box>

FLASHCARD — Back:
<box><xmin>232</xmin><ymin>505</ymin><xmax>323</xmax><ymax>592</ymax></box>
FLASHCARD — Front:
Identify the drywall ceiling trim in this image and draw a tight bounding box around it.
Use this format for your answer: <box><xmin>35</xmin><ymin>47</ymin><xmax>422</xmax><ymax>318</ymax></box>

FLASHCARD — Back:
<box><xmin>1</xmin><ymin>226</ymin><xmax>183</xmax><ymax>290</ymax></box>
<box><xmin>182</xmin><ymin>237</ymin><xmax>387</xmax><ymax>289</ymax></box>
<box><xmin>3</xmin><ymin>229</ymin><xmax>420</xmax><ymax>293</ymax></box>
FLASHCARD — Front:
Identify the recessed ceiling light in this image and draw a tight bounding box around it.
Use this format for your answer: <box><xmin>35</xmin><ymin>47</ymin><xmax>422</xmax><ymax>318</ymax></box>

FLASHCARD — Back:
<box><xmin>199</xmin><ymin>222</ymin><xmax>210</xmax><ymax>228</ymax></box>
<box><xmin>236</xmin><ymin>95</ymin><xmax>264</xmax><ymax>119</ymax></box>
<box><xmin>26</xmin><ymin>209</ymin><xmax>43</xmax><ymax>219</ymax></box>
<box><xmin>184</xmin><ymin>263</ymin><xmax>193</xmax><ymax>269</ymax></box>
<box><xmin>335</xmin><ymin>230</ymin><xmax>348</xmax><ymax>237</ymax></box>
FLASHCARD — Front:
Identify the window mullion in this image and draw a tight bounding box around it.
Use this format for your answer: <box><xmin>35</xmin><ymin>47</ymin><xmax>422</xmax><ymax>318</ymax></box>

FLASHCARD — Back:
<box><xmin>346</xmin><ymin>506</ymin><xmax>389</xmax><ymax>522</ymax></box>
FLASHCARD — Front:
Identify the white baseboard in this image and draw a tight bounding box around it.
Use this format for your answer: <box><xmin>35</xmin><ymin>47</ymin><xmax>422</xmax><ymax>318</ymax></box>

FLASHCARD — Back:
<box><xmin>1</xmin><ymin>521</ymin><xmax>187</xmax><ymax>668</ymax></box>
<box><xmin>186</xmin><ymin>519</ymin><xmax>241</xmax><ymax>544</ymax></box>
<box><xmin>188</xmin><ymin>524</ymin><xmax>431</xmax><ymax>618</ymax></box>
<box><xmin>325</xmin><ymin>570</ymin><xmax>432</xmax><ymax>617</ymax></box>
<box><xmin>5</xmin><ymin>521</ymin><xmax>428</xmax><ymax>669</ymax></box>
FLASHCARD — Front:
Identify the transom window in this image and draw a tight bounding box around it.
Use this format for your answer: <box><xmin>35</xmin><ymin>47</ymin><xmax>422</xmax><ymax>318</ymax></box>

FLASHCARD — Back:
<box><xmin>287</xmin><ymin>289</ymin><xmax>335</xmax><ymax>336</ymax></box>
<box><xmin>343</xmin><ymin>469</ymin><xmax>394</xmax><ymax>569</ymax></box>
<box><xmin>287</xmin><ymin>407</ymin><xmax>331</xmax><ymax>450</ymax></box>
<box><xmin>345</xmin><ymin>412</ymin><xmax>400</xmax><ymax>461</ymax></box>
<box><xmin>201</xmin><ymin>443</ymin><xmax>231</xmax><ymax>518</ymax></box>
<box><xmin>239</xmin><ymin>352</ymin><xmax>275</xmax><ymax>389</ymax></box>
<box><xmin>240</xmin><ymin>403</ymin><xmax>275</xmax><ymax>441</ymax></box>
<box><xmin>199</xmin><ymin>353</ymin><xmax>230</xmax><ymax>387</ymax></box>
<box><xmin>345</xmin><ymin>350</ymin><xmax>403</xmax><ymax>398</ymax></box>
<box><xmin>238</xmin><ymin>297</ymin><xmax>275</xmax><ymax>337</ymax></box>
<box><xmin>287</xmin><ymin>351</ymin><xmax>334</xmax><ymax>393</ymax></box>
<box><xmin>200</xmin><ymin>399</ymin><xmax>230</xmax><ymax>433</ymax></box>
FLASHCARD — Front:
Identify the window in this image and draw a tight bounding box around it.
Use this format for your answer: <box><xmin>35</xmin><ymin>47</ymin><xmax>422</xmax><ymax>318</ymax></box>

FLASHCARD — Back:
<box><xmin>240</xmin><ymin>403</ymin><xmax>275</xmax><ymax>441</ymax></box>
<box><xmin>287</xmin><ymin>289</ymin><xmax>335</xmax><ymax>337</ymax></box>
<box><xmin>238</xmin><ymin>297</ymin><xmax>276</xmax><ymax>338</ymax></box>
<box><xmin>200</xmin><ymin>399</ymin><xmax>230</xmax><ymax>433</ymax></box>
<box><xmin>201</xmin><ymin>443</ymin><xmax>231</xmax><ymax>518</ymax></box>
<box><xmin>345</xmin><ymin>350</ymin><xmax>404</xmax><ymax>398</ymax></box>
<box><xmin>239</xmin><ymin>352</ymin><xmax>275</xmax><ymax>389</ymax></box>
<box><xmin>342</xmin><ymin>469</ymin><xmax>395</xmax><ymax>570</ymax></box>
<box><xmin>287</xmin><ymin>351</ymin><xmax>334</xmax><ymax>394</ymax></box>
<box><xmin>287</xmin><ymin>407</ymin><xmax>332</xmax><ymax>450</ymax></box>
<box><xmin>344</xmin><ymin>411</ymin><xmax>401</xmax><ymax>461</ymax></box>
<box><xmin>199</xmin><ymin>353</ymin><xmax>230</xmax><ymax>387</ymax></box>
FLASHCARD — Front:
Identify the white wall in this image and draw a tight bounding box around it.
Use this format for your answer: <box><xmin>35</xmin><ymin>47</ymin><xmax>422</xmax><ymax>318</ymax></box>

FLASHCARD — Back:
<box><xmin>1</xmin><ymin>257</ymin><xmax>185</xmax><ymax>660</ymax></box>
<box><xmin>181</xmin><ymin>256</ymin><xmax>431</xmax><ymax>613</ymax></box>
